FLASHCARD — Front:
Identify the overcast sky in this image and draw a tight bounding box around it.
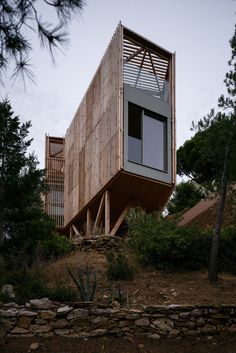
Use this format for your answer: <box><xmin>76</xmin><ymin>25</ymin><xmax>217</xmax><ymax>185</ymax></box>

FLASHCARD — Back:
<box><xmin>1</xmin><ymin>0</ymin><xmax>236</xmax><ymax>168</ymax></box>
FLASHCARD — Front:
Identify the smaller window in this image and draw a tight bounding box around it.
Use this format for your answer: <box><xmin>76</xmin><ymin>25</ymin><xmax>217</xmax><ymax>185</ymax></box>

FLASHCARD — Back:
<box><xmin>128</xmin><ymin>104</ymin><xmax>142</xmax><ymax>164</ymax></box>
<box><xmin>128</xmin><ymin>103</ymin><xmax>167</xmax><ymax>172</ymax></box>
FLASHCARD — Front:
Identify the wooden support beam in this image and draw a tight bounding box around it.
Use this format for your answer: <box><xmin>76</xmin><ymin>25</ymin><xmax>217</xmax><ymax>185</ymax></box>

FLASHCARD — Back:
<box><xmin>86</xmin><ymin>208</ymin><xmax>92</xmax><ymax>235</ymax></box>
<box><xmin>110</xmin><ymin>205</ymin><xmax>130</xmax><ymax>236</ymax></box>
<box><xmin>105</xmin><ymin>190</ymin><xmax>110</xmax><ymax>235</ymax></box>
<box><xmin>72</xmin><ymin>224</ymin><xmax>81</xmax><ymax>237</ymax></box>
<box><xmin>93</xmin><ymin>194</ymin><xmax>105</xmax><ymax>234</ymax></box>
<box><xmin>69</xmin><ymin>226</ymin><xmax>73</xmax><ymax>239</ymax></box>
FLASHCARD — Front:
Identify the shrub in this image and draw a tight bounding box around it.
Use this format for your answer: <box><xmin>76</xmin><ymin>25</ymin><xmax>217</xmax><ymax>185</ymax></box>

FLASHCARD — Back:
<box><xmin>106</xmin><ymin>249</ymin><xmax>134</xmax><ymax>281</ymax></box>
<box><xmin>40</xmin><ymin>233</ymin><xmax>73</xmax><ymax>260</ymax></box>
<box><xmin>127</xmin><ymin>208</ymin><xmax>211</xmax><ymax>271</ymax></box>
<box><xmin>4</xmin><ymin>270</ymin><xmax>49</xmax><ymax>304</ymax></box>
<box><xmin>219</xmin><ymin>226</ymin><xmax>236</xmax><ymax>274</ymax></box>
<box><xmin>0</xmin><ymin>291</ymin><xmax>12</xmax><ymax>303</ymax></box>
<box><xmin>48</xmin><ymin>282</ymin><xmax>77</xmax><ymax>302</ymax></box>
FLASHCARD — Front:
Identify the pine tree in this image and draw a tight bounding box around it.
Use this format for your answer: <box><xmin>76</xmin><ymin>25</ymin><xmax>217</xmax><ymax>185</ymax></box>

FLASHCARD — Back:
<box><xmin>0</xmin><ymin>99</ymin><xmax>54</xmax><ymax>269</ymax></box>
<box><xmin>0</xmin><ymin>0</ymin><xmax>84</xmax><ymax>83</ymax></box>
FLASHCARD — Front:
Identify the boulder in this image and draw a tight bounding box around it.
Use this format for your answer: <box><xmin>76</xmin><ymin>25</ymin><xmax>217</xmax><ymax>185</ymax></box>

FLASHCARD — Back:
<box><xmin>1</xmin><ymin>284</ymin><xmax>15</xmax><ymax>299</ymax></box>
<box><xmin>29</xmin><ymin>298</ymin><xmax>54</xmax><ymax>310</ymax></box>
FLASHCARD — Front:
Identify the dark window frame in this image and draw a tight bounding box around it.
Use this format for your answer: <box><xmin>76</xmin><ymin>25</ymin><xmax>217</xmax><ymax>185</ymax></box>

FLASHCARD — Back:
<box><xmin>128</xmin><ymin>102</ymin><xmax>167</xmax><ymax>172</ymax></box>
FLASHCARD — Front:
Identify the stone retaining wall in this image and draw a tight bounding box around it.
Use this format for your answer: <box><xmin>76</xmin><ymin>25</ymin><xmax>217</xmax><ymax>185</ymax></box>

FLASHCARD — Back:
<box><xmin>1</xmin><ymin>299</ymin><xmax>236</xmax><ymax>339</ymax></box>
<box><xmin>73</xmin><ymin>235</ymin><xmax>122</xmax><ymax>252</ymax></box>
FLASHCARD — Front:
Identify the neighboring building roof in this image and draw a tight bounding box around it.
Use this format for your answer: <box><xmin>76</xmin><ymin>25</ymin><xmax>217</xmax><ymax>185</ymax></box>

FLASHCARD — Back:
<box><xmin>179</xmin><ymin>187</ymin><xmax>236</xmax><ymax>230</ymax></box>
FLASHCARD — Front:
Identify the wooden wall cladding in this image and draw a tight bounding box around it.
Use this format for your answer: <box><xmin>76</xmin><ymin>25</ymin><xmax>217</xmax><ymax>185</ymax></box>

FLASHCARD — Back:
<box><xmin>64</xmin><ymin>24</ymin><xmax>123</xmax><ymax>227</ymax></box>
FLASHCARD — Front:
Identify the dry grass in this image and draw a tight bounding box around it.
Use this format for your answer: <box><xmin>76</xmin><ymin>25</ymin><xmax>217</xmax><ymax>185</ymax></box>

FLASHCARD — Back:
<box><xmin>41</xmin><ymin>248</ymin><xmax>236</xmax><ymax>306</ymax></box>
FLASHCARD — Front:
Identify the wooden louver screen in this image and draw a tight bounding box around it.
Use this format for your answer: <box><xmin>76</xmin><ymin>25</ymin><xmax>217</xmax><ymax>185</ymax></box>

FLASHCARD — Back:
<box><xmin>123</xmin><ymin>37</ymin><xmax>170</xmax><ymax>101</ymax></box>
<box><xmin>45</xmin><ymin>136</ymin><xmax>64</xmax><ymax>228</ymax></box>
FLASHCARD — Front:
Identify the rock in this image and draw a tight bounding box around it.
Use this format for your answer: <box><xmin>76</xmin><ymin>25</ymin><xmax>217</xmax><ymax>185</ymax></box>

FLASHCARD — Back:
<box><xmin>18</xmin><ymin>316</ymin><xmax>32</xmax><ymax>329</ymax></box>
<box><xmin>30</xmin><ymin>342</ymin><xmax>40</xmax><ymax>350</ymax></box>
<box><xmin>1</xmin><ymin>284</ymin><xmax>15</xmax><ymax>299</ymax></box>
<box><xmin>144</xmin><ymin>305</ymin><xmax>168</xmax><ymax>313</ymax></box>
<box><xmin>175</xmin><ymin>320</ymin><xmax>195</xmax><ymax>329</ymax></box>
<box><xmin>18</xmin><ymin>310</ymin><xmax>37</xmax><ymax>317</ymax></box>
<box><xmin>210</xmin><ymin>313</ymin><xmax>230</xmax><ymax>319</ymax></box>
<box><xmin>0</xmin><ymin>319</ymin><xmax>14</xmax><ymax>339</ymax></box>
<box><xmin>35</xmin><ymin>319</ymin><xmax>48</xmax><ymax>325</ymax></box>
<box><xmin>153</xmin><ymin>318</ymin><xmax>174</xmax><ymax>331</ymax></box>
<box><xmin>0</xmin><ymin>309</ymin><xmax>18</xmax><ymax>317</ymax></box>
<box><xmin>228</xmin><ymin>324</ymin><xmax>236</xmax><ymax>333</ymax></box>
<box><xmin>40</xmin><ymin>310</ymin><xmax>56</xmax><ymax>320</ymax></box>
<box><xmin>125</xmin><ymin>313</ymin><xmax>140</xmax><ymax>320</ymax></box>
<box><xmin>168</xmin><ymin>329</ymin><xmax>180</xmax><ymax>337</ymax></box>
<box><xmin>30</xmin><ymin>298</ymin><xmax>54</xmax><ymax>310</ymax></box>
<box><xmin>52</xmin><ymin>319</ymin><xmax>69</xmax><ymax>329</ymax></box>
<box><xmin>149</xmin><ymin>333</ymin><xmax>161</xmax><ymax>340</ymax></box>
<box><xmin>196</xmin><ymin>318</ymin><xmax>205</xmax><ymax>327</ymax></box>
<box><xmin>179</xmin><ymin>312</ymin><xmax>190</xmax><ymax>319</ymax></box>
<box><xmin>135</xmin><ymin>318</ymin><xmax>150</xmax><ymax>327</ymax></box>
<box><xmin>90</xmin><ymin>308</ymin><xmax>119</xmax><ymax>315</ymax></box>
<box><xmin>54</xmin><ymin>329</ymin><xmax>70</xmax><ymax>336</ymax></box>
<box><xmin>11</xmin><ymin>326</ymin><xmax>29</xmax><ymax>334</ymax></box>
<box><xmin>168</xmin><ymin>304</ymin><xmax>182</xmax><ymax>309</ymax></box>
<box><xmin>90</xmin><ymin>316</ymin><xmax>107</xmax><ymax>324</ymax></box>
<box><xmin>200</xmin><ymin>324</ymin><xmax>216</xmax><ymax>334</ymax></box>
<box><xmin>89</xmin><ymin>329</ymin><xmax>107</xmax><ymax>337</ymax></box>
<box><xmin>57</xmin><ymin>305</ymin><xmax>73</xmax><ymax>316</ymax></box>
<box><xmin>67</xmin><ymin>309</ymin><xmax>89</xmax><ymax>320</ymax></box>
<box><xmin>30</xmin><ymin>324</ymin><xmax>51</xmax><ymax>333</ymax></box>
<box><xmin>119</xmin><ymin>320</ymin><xmax>130</xmax><ymax>328</ymax></box>
<box><xmin>4</xmin><ymin>302</ymin><xmax>19</xmax><ymax>308</ymax></box>
<box><xmin>191</xmin><ymin>309</ymin><xmax>202</xmax><ymax>317</ymax></box>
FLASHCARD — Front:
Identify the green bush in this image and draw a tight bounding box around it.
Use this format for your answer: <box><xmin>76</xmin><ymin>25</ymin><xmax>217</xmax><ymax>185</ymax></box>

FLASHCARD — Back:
<box><xmin>48</xmin><ymin>282</ymin><xmax>77</xmax><ymax>302</ymax></box>
<box><xmin>3</xmin><ymin>270</ymin><xmax>49</xmax><ymax>304</ymax></box>
<box><xmin>40</xmin><ymin>233</ymin><xmax>73</xmax><ymax>260</ymax></box>
<box><xmin>106</xmin><ymin>249</ymin><xmax>134</xmax><ymax>281</ymax></box>
<box><xmin>127</xmin><ymin>208</ymin><xmax>236</xmax><ymax>273</ymax></box>
<box><xmin>0</xmin><ymin>291</ymin><xmax>12</xmax><ymax>303</ymax></box>
<box><xmin>219</xmin><ymin>227</ymin><xmax>236</xmax><ymax>274</ymax></box>
<box><xmin>127</xmin><ymin>208</ymin><xmax>211</xmax><ymax>271</ymax></box>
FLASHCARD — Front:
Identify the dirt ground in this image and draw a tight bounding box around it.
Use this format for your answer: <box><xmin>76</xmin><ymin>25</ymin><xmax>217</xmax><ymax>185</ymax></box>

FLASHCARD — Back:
<box><xmin>2</xmin><ymin>335</ymin><xmax>236</xmax><ymax>353</ymax></box>
<box><xmin>42</xmin><ymin>250</ymin><xmax>236</xmax><ymax>306</ymax></box>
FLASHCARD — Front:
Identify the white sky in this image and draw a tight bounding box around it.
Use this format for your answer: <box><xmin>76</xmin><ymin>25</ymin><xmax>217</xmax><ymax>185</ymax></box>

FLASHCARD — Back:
<box><xmin>1</xmin><ymin>0</ymin><xmax>236</xmax><ymax>168</ymax></box>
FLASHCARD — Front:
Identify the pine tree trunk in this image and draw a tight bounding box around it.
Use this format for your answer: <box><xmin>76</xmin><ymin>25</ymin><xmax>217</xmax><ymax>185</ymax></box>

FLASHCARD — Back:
<box><xmin>208</xmin><ymin>144</ymin><xmax>229</xmax><ymax>282</ymax></box>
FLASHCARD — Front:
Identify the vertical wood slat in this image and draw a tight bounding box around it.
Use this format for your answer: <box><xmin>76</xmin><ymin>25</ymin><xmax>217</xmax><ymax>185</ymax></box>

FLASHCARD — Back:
<box><xmin>105</xmin><ymin>190</ymin><xmax>110</xmax><ymax>234</ymax></box>
<box><xmin>86</xmin><ymin>208</ymin><xmax>92</xmax><ymax>235</ymax></box>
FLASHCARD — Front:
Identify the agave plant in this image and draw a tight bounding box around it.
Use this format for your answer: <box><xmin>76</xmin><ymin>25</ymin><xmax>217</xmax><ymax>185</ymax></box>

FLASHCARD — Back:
<box><xmin>67</xmin><ymin>265</ymin><xmax>97</xmax><ymax>302</ymax></box>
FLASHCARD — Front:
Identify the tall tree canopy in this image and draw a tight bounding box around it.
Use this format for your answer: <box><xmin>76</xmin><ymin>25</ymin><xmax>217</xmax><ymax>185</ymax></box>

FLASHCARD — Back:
<box><xmin>177</xmin><ymin>25</ymin><xmax>236</xmax><ymax>282</ymax></box>
<box><xmin>167</xmin><ymin>181</ymin><xmax>204</xmax><ymax>215</ymax></box>
<box><xmin>177</xmin><ymin>110</ymin><xmax>236</xmax><ymax>189</ymax></box>
<box><xmin>0</xmin><ymin>0</ymin><xmax>85</xmax><ymax>82</ymax></box>
<box><xmin>0</xmin><ymin>99</ymin><xmax>54</xmax><ymax>269</ymax></box>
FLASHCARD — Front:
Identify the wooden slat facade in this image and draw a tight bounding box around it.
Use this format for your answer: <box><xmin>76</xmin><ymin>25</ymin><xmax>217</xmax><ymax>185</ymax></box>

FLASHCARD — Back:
<box><xmin>64</xmin><ymin>23</ymin><xmax>123</xmax><ymax>228</ymax></box>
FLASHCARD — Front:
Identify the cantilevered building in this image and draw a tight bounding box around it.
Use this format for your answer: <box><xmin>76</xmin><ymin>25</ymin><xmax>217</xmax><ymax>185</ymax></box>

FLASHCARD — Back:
<box><xmin>45</xmin><ymin>23</ymin><xmax>176</xmax><ymax>235</ymax></box>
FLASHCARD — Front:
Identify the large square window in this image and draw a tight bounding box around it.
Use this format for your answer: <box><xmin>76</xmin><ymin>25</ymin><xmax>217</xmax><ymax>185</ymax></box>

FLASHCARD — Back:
<box><xmin>128</xmin><ymin>103</ymin><xmax>167</xmax><ymax>171</ymax></box>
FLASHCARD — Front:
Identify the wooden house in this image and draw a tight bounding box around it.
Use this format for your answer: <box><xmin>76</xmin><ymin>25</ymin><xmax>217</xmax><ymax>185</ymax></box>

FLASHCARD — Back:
<box><xmin>45</xmin><ymin>23</ymin><xmax>176</xmax><ymax>235</ymax></box>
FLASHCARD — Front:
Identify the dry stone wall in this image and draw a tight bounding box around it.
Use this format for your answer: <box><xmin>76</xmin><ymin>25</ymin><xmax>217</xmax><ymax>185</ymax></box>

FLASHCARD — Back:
<box><xmin>1</xmin><ymin>299</ymin><xmax>236</xmax><ymax>339</ymax></box>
